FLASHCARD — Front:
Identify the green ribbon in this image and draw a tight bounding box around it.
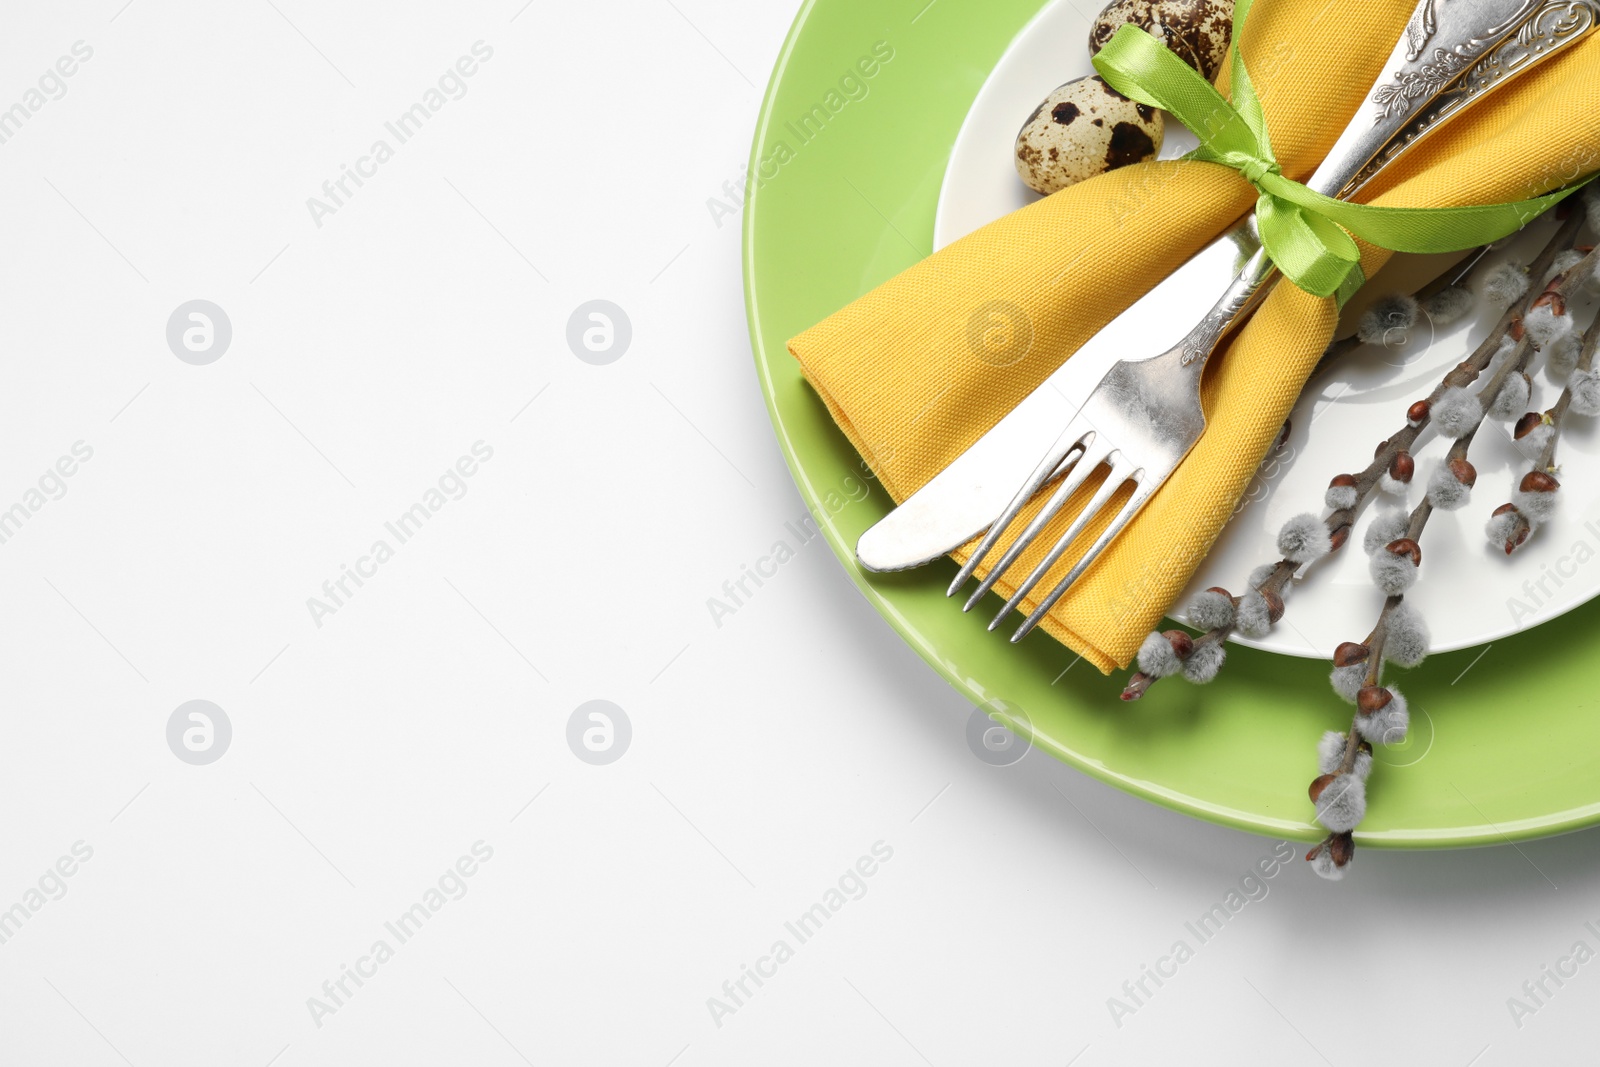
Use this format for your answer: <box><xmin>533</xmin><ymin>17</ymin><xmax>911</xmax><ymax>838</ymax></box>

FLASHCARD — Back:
<box><xmin>1091</xmin><ymin>0</ymin><xmax>1583</xmax><ymax>303</ymax></box>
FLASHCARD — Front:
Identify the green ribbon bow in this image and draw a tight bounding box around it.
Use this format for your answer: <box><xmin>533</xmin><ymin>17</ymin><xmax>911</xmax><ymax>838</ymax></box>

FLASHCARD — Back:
<box><xmin>1091</xmin><ymin>0</ymin><xmax>1582</xmax><ymax>302</ymax></box>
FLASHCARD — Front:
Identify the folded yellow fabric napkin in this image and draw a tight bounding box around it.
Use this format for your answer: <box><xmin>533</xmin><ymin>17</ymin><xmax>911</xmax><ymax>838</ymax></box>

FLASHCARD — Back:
<box><xmin>789</xmin><ymin>0</ymin><xmax>1600</xmax><ymax>673</ymax></box>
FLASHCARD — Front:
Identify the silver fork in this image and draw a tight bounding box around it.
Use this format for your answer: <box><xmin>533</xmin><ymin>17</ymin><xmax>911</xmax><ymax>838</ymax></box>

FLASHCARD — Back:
<box><xmin>953</xmin><ymin>0</ymin><xmax>1593</xmax><ymax>641</ymax></box>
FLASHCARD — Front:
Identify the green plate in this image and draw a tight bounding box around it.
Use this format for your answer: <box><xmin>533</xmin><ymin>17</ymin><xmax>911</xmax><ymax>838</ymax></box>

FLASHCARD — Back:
<box><xmin>742</xmin><ymin>0</ymin><xmax>1600</xmax><ymax>847</ymax></box>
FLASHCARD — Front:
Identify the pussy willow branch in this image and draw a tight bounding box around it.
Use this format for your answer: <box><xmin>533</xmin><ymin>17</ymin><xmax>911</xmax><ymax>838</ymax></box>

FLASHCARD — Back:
<box><xmin>1539</xmin><ymin>318</ymin><xmax>1600</xmax><ymax>468</ymax></box>
<box><xmin>1332</xmin><ymin>338</ymin><xmax>1533</xmax><ymax>776</ymax></box>
<box><xmin>1540</xmin><ymin>312</ymin><xmax>1600</xmax><ymax>469</ymax></box>
<box><xmin>1549</xmin><ymin>243</ymin><xmax>1600</xmax><ymax>306</ymax></box>
<box><xmin>1498</xmin><ymin>289</ymin><xmax>1600</xmax><ymax>549</ymax></box>
<box><xmin>1121</xmin><ymin>211</ymin><xmax>1584</xmax><ymax>702</ymax></box>
<box><xmin>1305</xmin><ymin>334</ymin><xmax>1544</xmax><ymax>863</ymax></box>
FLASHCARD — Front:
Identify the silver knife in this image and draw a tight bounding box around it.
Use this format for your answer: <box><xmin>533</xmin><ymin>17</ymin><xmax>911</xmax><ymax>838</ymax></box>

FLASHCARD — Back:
<box><xmin>857</xmin><ymin>0</ymin><xmax>1596</xmax><ymax>573</ymax></box>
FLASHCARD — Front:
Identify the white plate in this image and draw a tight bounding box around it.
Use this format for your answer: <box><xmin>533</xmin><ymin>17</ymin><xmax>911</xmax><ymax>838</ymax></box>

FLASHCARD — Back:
<box><xmin>934</xmin><ymin>0</ymin><xmax>1600</xmax><ymax>658</ymax></box>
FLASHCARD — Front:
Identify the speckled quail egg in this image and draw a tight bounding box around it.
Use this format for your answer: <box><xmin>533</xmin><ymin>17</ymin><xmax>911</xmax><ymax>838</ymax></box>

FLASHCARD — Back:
<box><xmin>1089</xmin><ymin>0</ymin><xmax>1235</xmax><ymax>81</ymax></box>
<box><xmin>1014</xmin><ymin>75</ymin><xmax>1164</xmax><ymax>196</ymax></box>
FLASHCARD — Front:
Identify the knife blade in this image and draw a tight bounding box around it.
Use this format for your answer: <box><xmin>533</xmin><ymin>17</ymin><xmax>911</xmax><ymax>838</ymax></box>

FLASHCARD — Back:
<box><xmin>856</xmin><ymin>217</ymin><xmax>1261</xmax><ymax>571</ymax></box>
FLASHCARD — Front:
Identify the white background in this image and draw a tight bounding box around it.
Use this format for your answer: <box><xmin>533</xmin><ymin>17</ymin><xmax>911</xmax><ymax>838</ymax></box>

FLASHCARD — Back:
<box><xmin>1</xmin><ymin>1</ymin><xmax>1597</xmax><ymax>1064</ymax></box>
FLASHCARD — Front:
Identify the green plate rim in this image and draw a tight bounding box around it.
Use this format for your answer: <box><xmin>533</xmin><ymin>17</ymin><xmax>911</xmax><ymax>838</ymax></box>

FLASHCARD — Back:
<box><xmin>741</xmin><ymin>0</ymin><xmax>1600</xmax><ymax>849</ymax></box>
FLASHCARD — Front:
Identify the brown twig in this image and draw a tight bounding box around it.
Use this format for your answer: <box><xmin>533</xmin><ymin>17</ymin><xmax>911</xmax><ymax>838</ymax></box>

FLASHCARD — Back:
<box><xmin>1311</xmin><ymin>263</ymin><xmax>1559</xmax><ymax>872</ymax></box>
<box><xmin>1496</xmin><ymin>283</ymin><xmax>1600</xmax><ymax>550</ymax></box>
<box><xmin>1122</xmin><ymin>210</ymin><xmax>1584</xmax><ymax>701</ymax></box>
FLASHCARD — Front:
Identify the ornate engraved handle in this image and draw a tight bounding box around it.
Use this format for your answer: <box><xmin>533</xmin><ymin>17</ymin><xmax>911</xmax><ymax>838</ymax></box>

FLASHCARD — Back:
<box><xmin>1345</xmin><ymin>0</ymin><xmax>1600</xmax><ymax>191</ymax></box>
<box><xmin>1305</xmin><ymin>0</ymin><xmax>1545</xmax><ymax>197</ymax></box>
<box><xmin>1178</xmin><ymin>246</ymin><xmax>1276</xmax><ymax>366</ymax></box>
<box><xmin>1172</xmin><ymin>0</ymin><xmax>1593</xmax><ymax>373</ymax></box>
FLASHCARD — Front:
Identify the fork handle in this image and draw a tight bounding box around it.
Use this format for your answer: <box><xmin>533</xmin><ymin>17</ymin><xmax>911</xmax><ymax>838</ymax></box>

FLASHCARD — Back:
<box><xmin>1175</xmin><ymin>244</ymin><xmax>1277</xmax><ymax>369</ymax></box>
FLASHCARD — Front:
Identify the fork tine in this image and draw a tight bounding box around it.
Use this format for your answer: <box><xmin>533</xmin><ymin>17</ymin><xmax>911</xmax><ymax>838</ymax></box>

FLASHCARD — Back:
<box><xmin>1009</xmin><ymin>477</ymin><xmax>1159</xmax><ymax>642</ymax></box>
<box><xmin>962</xmin><ymin>436</ymin><xmax>1113</xmax><ymax>611</ymax></box>
<box><xmin>946</xmin><ymin>431</ymin><xmax>1092</xmax><ymax>597</ymax></box>
<box><xmin>988</xmin><ymin>458</ymin><xmax>1140</xmax><ymax>629</ymax></box>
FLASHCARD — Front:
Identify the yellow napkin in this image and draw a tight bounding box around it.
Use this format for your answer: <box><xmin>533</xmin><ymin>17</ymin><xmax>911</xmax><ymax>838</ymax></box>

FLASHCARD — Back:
<box><xmin>789</xmin><ymin>0</ymin><xmax>1600</xmax><ymax>673</ymax></box>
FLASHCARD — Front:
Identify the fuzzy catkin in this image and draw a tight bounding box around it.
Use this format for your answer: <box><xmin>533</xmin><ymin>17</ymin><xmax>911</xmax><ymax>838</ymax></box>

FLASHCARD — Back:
<box><xmin>1318</xmin><ymin>731</ymin><xmax>1373</xmax><ymax>779</ymax></box>
<box><xmin>1514</xmin><ymin>482</ymin><xmax>1561</xmax><ymax>524</ymax></box>
<box><xmin>1356</xmin><ymin>689</ymin><xmax>1409</xmax><ymax>746</ymax></box>
<box><xmin>1479</xmin><ymin>261</ymin><xmax>1530</xmax><ymax>308</ymax></box>
<box><xmin>1421</xmin><ymin>285</ymin><xmax>1474</xmax><ymax>326</ymax></box>
<box><xmin>1485</xmin><ymin>507</ymin><xmax>1523</xmax><ymax>549</ymax></box>
<box><xmin>1426</xmin><ymin>461</ymin><xmax>1471</xmax><ymax>511</ymax></box>
<box><xmin>1330</xmin><ymin>663</ymin><xmax>1366</xmax><ymax>704</ymax></box>
<box><xmin>1315</xmin><ymin>774</ymin><xmax>1367</xmax><ymax>833</ymax></box>
<box><xmin>1432</xmin><ymin>386</ymin><xmax>1483</xmax><ymax>438</ymax></box>
<box><xmin>1487</xmin><ymin>335</ymin><xmax>1518</xmax><ymax>373</ymax></box>
<box><xmin>1525</xmin><ymin>304</ymin><xmax>1572</xmax><ymax>349</ymax></box>
<box><xmin>1357</xmin><ymin>294</ymin><xmax>1419</xmax><ymax>346</ymax></box>
<box><xmin>1277</xmin><ymin>513</ymin><xmax>1331</xmax><ymax>565</ymax></box>
<box><xmin>1516</xmin><ymin>422</ymin><xmax>1555</xmax><ymax>461</ymax></box>
<box><xmin>1363</xmin><ymin>510</ymin><xmax>1410</xmax><ymax>555</ymax></box>
<box><xmin>1433</xmin><ymin>460</ymin><xmax>1465</xmax><ymax>511</ymax></box>
<box><xmin>1249</xmin><ymin>564</ymin><xmax>1289</xmax><ymax>602</ymax></box>
<box><xmin>1384</xmin><ymin>602</ymin><xmax>1430</xmax><ymax>668</ymax></box>
<box><xmin>1310</xmin><ymin>848</ymin><xmax>1349</xmax><ymax>881</ymax></box>
<box><xmin>1370</xmin><ymin>550</ymin><xmax>1419</xmax><ymax>595</ymax></box>
<box><xmin>1377</xmin><ymin>472</ymin><xmax>1409</xmax><ymax>497</ymax></box>
<box><xmin>1316</xmin><ymin>730</ymin><xmax>1344</xmax><ymax>773</ymax></box>
<box><xmin>1570</xmin><ymin>368</ymin><xmax>1600</xmax><ymax>416</ymax></box>
<box><xmin>1325</xmin><ymin>483</ymin><xmax>1359</xmax><ymax>511</ymax></box>
<box><xmin>1234</xmin><ymin>590</ymin><xmax>1272</xmax><ymax>638</ymax></box>
<box><xmin>1489</xmin><ymin>371</ymin><xmax>1531</xmax><ymax>421</ymax></box>
<box><xmin>1136</xmin><ymin>631</ymin><xmax>1183</xmax><ymax>678</ymax></box>
<box><xmin>1186</xmin><ymin>589</ymin><xmax>1235</xmax><ymax>631</ymax></box>
<box><xmin>1546</xmin><ymin>249</ymin><xmax>1587</xmax><ymax>285</ymax></box>
<box><xmin>1546</xmin><ymin>333</ymin><xmax>1583</xmax><ymax>381</ymax></box>
<box><xmin>1181</xmin><ymin>641</ymin><xmax>1225</xmax><ymax>683</ymax></box>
